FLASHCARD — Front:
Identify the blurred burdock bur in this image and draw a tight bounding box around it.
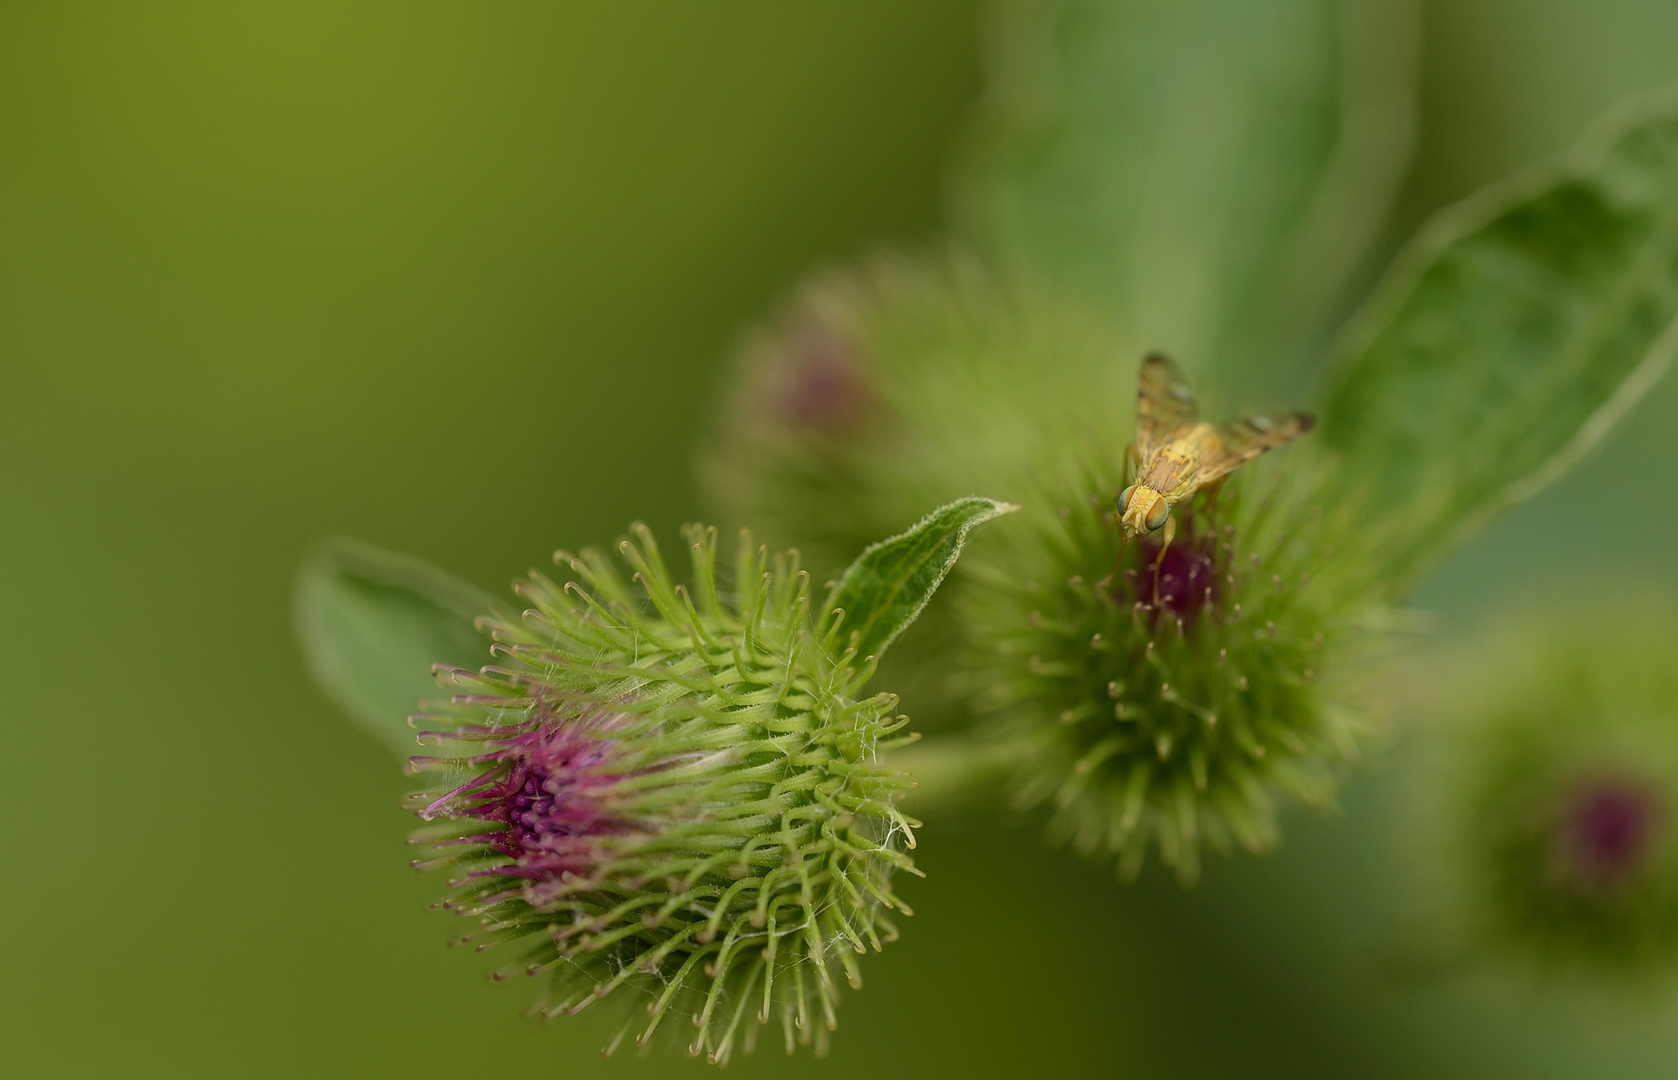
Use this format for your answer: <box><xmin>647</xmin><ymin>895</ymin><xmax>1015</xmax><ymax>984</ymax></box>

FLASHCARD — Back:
<box><xmin>294</xmin><ymin>498</ymin><xmax>1014</xmax><ymax>1062</ymax></box>
<box><xmin>707</xmin><ymin>78</ymin><xmax>1678</xmax><ymax>882</ymax></box>
<box><xmin>704</xmin><ymin>254</ymin><xmax>1126</xmax><ymax>580</ymax></box>
<box><xmin>1398</xmin><ymin>610</ymin><xmax>1678</xmax><ymax>978</ymax></box>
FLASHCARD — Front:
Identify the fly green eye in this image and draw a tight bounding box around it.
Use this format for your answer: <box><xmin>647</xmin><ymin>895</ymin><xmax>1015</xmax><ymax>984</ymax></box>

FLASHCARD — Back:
<box><xmin>1145</xmin><ymin>497</ymin><xmax>1170</xmax><ymax>532</ymax></box>
<box><xmin>1118</xmin><ymin>485</ymin><xmax>1138</xmax><ymax>514</ymax></box>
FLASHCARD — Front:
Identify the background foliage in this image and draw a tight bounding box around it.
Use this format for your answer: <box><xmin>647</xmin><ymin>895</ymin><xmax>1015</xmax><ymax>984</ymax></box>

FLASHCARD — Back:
<box><xmin>6</xmin><ymin>2</ymin><xmax>1678</xmax><ymax>1077</ymax></box>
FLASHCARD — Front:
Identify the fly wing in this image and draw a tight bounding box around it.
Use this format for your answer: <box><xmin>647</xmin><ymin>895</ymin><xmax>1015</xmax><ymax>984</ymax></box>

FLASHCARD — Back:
<box><xmin>1134</xmin><ymin>352</ymin><xmax>1198</xmax><ymax>460</ymax></box>
<box><xmin>1197</xmin><ymin>412</ymin><xmax>1316</xmax><ymax>484</ymax></box>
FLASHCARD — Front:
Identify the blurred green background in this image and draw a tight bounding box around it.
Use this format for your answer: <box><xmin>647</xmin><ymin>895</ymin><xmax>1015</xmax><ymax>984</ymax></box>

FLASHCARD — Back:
<box><xmin>5</xmin><ymin>2</ymin><xmax>1678</xmax><ymax>1076</ymax></box>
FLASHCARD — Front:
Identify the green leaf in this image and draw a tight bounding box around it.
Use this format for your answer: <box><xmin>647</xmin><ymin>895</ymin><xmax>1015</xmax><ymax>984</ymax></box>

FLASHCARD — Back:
<box><xmin>1319</xmin><ymin>87</ymin><xmax>1678</xmax><ymax>589</ymax></box>
<box><xmin>293</xmin><ymin>538</ymin><xmax>497</xmax><ymax>757</ymax></box>
<box><xmin>825</xmin><ymin>496</ymin><xmax>1019</xmax><ymax>660</ymax></box>
<box><xmin>952</xmin><ymin>0</ymin><xmax>1418</xmax><ymax>398</ymax></box>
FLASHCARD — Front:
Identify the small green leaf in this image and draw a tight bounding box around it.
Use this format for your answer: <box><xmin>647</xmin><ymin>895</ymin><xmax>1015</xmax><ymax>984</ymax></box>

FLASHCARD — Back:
<box><xmin>293</xmin><ymin>538</ymin><xmax>497</xmax><ymax>757</ymax></box>
<box><xmin>1319</xmin><ymin>87</ymin><xmax>1678</xmax><ymax>589</ymax></box>
<box><xmin>953</xmin><ymin>0</ymin><xmax>1419</xmax><ymax>397</ymax></box>
<box><xmin>825</xmin><ymin>497</ymin><xmax>1019</xmax><ymax>660</ymax></box>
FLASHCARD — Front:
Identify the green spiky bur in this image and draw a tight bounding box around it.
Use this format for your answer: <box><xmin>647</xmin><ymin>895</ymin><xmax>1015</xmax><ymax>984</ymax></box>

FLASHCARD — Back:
<box><xmin>402</xmin><ymin>502</ymin><xmax>1012</xmax><ymax>1063</ymax></box>
<box><xmin>412</xmin><ymin>528</ymin><xmax>899</xmax><ymax>1061</ymax></box>
<box><xmin>1400</xmin><ymin>611</ymin><xmax>1678</xmax><ymax>978</ymax></box>
<box><xmin>957</xmin><ymin>452</ymin><xmax>1392</xmax><ymax>884</ymax></box>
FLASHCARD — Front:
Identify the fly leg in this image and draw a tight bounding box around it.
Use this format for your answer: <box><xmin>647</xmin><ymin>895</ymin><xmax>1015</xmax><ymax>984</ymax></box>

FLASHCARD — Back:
<box><xmin>1097</xmin><ymin>442</ymin><xmax>1143</xmax><ymax>595</ymax></box>
<box><xmin>1151</xmin><ymin>514</ymin><xmax>1176</xmax><ymax>606</ymax></box>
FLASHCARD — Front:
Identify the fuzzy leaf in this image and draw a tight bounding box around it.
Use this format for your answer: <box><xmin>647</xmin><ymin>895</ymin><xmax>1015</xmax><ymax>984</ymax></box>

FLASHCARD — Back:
<box><xmin>952</xmin><ymin>0</ymin><xmax>1418</xmax><ymax>398</ymax></box>
<box><xmin>1319</xmin><ymin>88</ymin><xmax>1678</xmax><ymax>589</ymax></box>
<box><xmin>826</xmin><ymin>496</ymin><xmax>1019</xmax><ymax>660</ymax></box>
<box><xmin>294</xmin><ymin>538</ymin><xmax>495</xmax><ymax>756</ymax></box>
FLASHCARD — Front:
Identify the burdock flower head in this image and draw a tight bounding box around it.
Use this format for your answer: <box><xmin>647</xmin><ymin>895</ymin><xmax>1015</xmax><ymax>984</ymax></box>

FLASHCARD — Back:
<box><xmin>960</xmin><ymin>450</ymin><xmax>1371</xmax><ymax>883</ymax></box>
<box><xmin>308</xmin><ymin>500</ymin><xmax>1011</xmax><ymax>1063</ymax></box>
<box><xmin>1403</xmin><ymin>609</ymin><xmax>1678</xmax><ymax>975</ymax></box>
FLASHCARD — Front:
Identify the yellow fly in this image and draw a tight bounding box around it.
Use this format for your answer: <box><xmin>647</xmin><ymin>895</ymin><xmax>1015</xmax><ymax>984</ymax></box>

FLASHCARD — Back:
<box><xmin>1118</xmin><ymin>352</ymin><xmax>1314</xmax><ymax>555</ymax></box>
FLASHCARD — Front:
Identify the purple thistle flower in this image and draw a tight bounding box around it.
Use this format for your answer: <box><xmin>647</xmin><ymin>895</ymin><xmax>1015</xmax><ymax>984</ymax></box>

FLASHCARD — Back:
<box><xmin>1551</xmin><ymin>774</ymin><xmax>1664</xmax><ymax>896</ymax></box>
<box><xmin>417</xmin><ymin>707</ymin><xmax>634</xmax><ymax>907</ymax></box>
<box><xmin>1425</xmin><ymin>612</ymin><xmax>1678</xmax><ymax>973</ymax></box>
<box><xmin>1120</xmin><ymin>504</ymin><xmax>1226</xmax><ymax>625</ymax></box>
<box><xmin>767</xmin><ymin>314</ymin><xmax>875</xmax><ymax>435</ymax></box>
